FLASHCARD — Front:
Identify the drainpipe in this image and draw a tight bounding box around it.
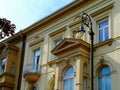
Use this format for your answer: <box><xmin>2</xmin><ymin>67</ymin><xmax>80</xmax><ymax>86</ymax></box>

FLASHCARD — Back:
<box><xmin>17</xmin><ymin>34</ymin><xmax>26</xmax><ymax>90</ymax></box>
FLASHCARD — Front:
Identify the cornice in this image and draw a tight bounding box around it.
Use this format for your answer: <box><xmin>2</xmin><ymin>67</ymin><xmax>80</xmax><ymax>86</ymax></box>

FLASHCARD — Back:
<box><xmin>90</xmin><ymin>4</ymin><xmax>114</xmax><ymax>17</ymax></box>
<box><xmin>49</xmin><ymin>26</ymin><xmax>66</xmax><ymax>37</ymax></box>
<box><xmin>51</xmin><ymin>38</ymin><xmax>90</xmax><ymax>56</ymax></box>
<box><xmin>69</xmin><ymin>15</ymin><xmax>82</xmax><ymax>27</ymax></box>
<box><xmin>94</xmin><ymin>38</ymin><xmax>113</xmax><ymax>49</ymax></box>
<box><xmin>23</xmin><ymin>0</ymin><xmax>94</xmax><ymax>35</ymax></box>
<box><xmin>29</xmin><ymin>37</ymin><xmax>44</xmax><ymax>47</ymax></box>
<box><xmin>0</xmin><ymin>0</ymin><xmax>94</xmax><ymax>47</ymax></box>
<box><xmin>0</xmin><ymin>31</ymin><xmax>24</xmax><ymax>48</ymax></box>
<box><xmin>48</xmin><ymin>53</ymin><xmax>89</xmax><ymax>67</ymax></box>
<box><xmin>7</xmin><ymin>45</ymin><xmax>19</xmax><ymax>52</ymax></box>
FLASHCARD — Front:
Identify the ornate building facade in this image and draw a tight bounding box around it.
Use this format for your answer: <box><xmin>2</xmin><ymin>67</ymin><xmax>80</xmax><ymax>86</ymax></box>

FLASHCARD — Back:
<box><xmin>0</xmin><ymin>0</ymin><xmax>120</xmax><ymax>90</ymax></box>
<box><xmin>20</xmin><ymin>0</ymin><xmax>120</xmax><ymax>90</ymax></box>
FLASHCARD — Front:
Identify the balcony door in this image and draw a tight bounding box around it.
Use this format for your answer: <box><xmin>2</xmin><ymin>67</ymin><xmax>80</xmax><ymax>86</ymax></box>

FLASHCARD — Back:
<box><xmin>33</xmin><ymin>49</ymin><xmax>40</xmax><ymax>72</ymax></box>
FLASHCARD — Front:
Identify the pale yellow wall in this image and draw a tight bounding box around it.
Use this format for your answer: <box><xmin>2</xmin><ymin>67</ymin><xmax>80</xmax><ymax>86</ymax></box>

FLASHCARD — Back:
<box><xmin>21</xmin><ymin>0</ymin><xmax>120</xmax><ymax>90</ymax></box>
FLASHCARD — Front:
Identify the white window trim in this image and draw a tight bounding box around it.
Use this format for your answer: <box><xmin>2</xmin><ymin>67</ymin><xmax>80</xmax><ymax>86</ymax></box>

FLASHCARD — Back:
<box><xmin>62</xmin><ymin>67</ymin><xmax>74</xmax><ymax>90</ymax></box>
<box><xmin>97</xmin><ymin>18</ymin><xmax>109</xmax><ymax>42</ymax></box>
<box><xmin>93</xmin><ymin>10</ymin><xmax>112</xmax><ymax>44</ymax></box>
<box><xmin>28</xmin><ymin>43</ymin><xmax>43</xmax><ymax>73</ymax></box>
<box><xmin>32</xmin><ymin>48</ymin><xmax>40</xmax><ymax>72</ymax></box>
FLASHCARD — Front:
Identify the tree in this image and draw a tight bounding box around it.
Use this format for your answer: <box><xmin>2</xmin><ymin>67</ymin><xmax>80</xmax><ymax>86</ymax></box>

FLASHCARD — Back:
<box><xmin>0</xmin><ymin>18</ymin><xmax>16</xmax><ymax>39</ymax></box>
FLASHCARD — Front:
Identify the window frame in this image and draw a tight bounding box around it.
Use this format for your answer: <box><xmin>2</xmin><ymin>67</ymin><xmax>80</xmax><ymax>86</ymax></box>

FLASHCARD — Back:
<box><xmin>29</xmin><ymin>42</ymin><xmax>43</xmax><ymax>73</ymax></box>
<box><xmin>97</xmin><ymin>66</ymin><xmax>111</xmax><ymax>90</ymax></box>
<box><xmin>32</xmin><ymin>48</ymin><xmax>40</xmax><ymax>72</ymax></box>
<box><xmin>63</xmin><ymin>66</ymin><xmax>74</xmax><ymax>90</ymax></box>
<box><xmin>97</xmin><ymin>18</ymin><xmax>109</xmax><ymax>43</ymax></box>
<box><xmin>92</xmin><ymin>9</ymin><xmax>112</xmax><ymax>44</ymax></box>
<box><xmin>0</xmin><ymin>58</ymin><xmax>6</xmax><ymax>75</ymax></box>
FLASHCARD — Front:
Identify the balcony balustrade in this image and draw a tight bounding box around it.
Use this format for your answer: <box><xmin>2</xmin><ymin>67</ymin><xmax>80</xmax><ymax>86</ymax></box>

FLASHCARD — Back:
<box><xmin>23</xmin><ymin>64</ymin><xmax>40</xmax><ymax>84</ymax></box>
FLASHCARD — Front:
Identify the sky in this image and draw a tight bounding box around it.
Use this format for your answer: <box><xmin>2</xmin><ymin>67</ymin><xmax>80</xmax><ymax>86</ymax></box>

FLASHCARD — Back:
<box><xmin>0</xmin><ymin>0</ymin><xmax>74</xmax><ymax>32</ymax></box>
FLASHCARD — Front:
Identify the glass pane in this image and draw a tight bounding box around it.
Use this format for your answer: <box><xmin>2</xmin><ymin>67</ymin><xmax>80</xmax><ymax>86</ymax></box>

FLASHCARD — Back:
<box><xmin>0</xmin><ymin>58</ymin><xmax>6</xmax><ymax>74</ymax></box>
<box><xmin>34</xmin><ymin>49</ymin><xmax>40</xmax><ymax>56</ymax></box>
<box><xmin>99</xmin><ymin>29</ymin><xmax>103</xmax><ymax>42</ymax></box>
<box><xmin>106</xmin><ymin>75</ymin><xmax>111</xmax><ymax>90</ymax></box>
<box><xmin>55</xmin><ymin>38</ymin><xmax>62</xmax><ymax>46</ymax></box>
<box><xmin>63</xmin><ymin>79</ymin><xmax>69</xmax><ymax>90</ymax></box>
<box><xmin>99</xmin><ymin>66</ymin><xmax>110</xmax><ymax>75</ymax></box>
<box><xmin>105</xmin><ymin>27</ymin><xmax>109</xmax><ymax>40</ymax></box>
<box><xmin>98</xmin><ymin>77</ymin><xmax>102</xmax><ymax>90</ymax></box>
<box><xmin>98</xmin><ymin>19</ymin><xmax>108</xmax><ymax>28</ymax></box>
<box><xmin>70</xmin><ymin>78</ymin><xmax>74</xmax><ymax>90</ymax></box>
<box><xmin>98</xmin><ymin>18</ymin><xmax>109</xmax><ymax>42</ymax></box>
<box><xmin>63</xmin><ymin>67</ymin><xmax>74</xmax><ymax>90</ymax></box>
<box><xmin>33</xmin><ymin>49</ymin><xmax>40</xmax><ymax>72</ymax></box>
<box><xmin>98</xmin><ymin>66</ymin><xmax>111</xmax><ymax>90</ymax></box>
<box><xmin>64</xmin><ymin>67</ymin><xmax>74</xmax><ymax>77</ymax></box>
<box><xmin>2</xmin><ymin>58</ymin><xmax>6</xmax><ymax>65</ymax></box>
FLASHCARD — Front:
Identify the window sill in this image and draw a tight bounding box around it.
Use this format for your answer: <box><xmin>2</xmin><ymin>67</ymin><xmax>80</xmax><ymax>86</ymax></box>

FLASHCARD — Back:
<box><xmin>94</xmin><ymin>38</ymin><xmax>113</xmax><ymax>50</ymax></box>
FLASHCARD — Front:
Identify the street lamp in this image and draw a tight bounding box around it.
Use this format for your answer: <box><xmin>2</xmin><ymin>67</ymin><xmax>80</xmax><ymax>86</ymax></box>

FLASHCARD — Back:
<box><xmin>78</xmin><ymin>13</ymin><xmax>94</xmax><ymax>90</ymax></box>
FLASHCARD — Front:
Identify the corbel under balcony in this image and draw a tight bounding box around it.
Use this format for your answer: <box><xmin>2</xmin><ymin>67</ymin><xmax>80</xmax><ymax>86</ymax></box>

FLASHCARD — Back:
<box><xmin>0</xmin><ymin>72</ymin><xmax>14</xmax><ymax>88</ymax></box>
<box><xmin>23</xmin><ymin>64</ymin><xmax>40</xmax><ymax>84</ymax></box>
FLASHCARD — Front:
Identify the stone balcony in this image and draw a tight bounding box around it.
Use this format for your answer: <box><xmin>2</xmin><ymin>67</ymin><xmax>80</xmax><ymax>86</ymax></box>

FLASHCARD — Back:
<box><xmin>0</xmin><ymin>72</ymin><xmax>14</xmax><ymax>89</ymax></box>
<box><xmin>23</xmin><ymin>64</ymin><xmax>40</xmax><ymax>84</ymax></box>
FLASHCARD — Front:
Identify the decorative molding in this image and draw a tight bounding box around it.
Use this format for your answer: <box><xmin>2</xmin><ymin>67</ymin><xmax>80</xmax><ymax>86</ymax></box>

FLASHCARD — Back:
<box><xmin>49</xmin><ymin>26</ymin><xmax>66</xmax><ymax>37</ymax></box>
<box><xmin>48</xmin><ymin>60</ymin><xmax>56</xmax><ymax>67</ymax></box>
<box><xmin>90</xmin><ymin>4</ymin><xmax>114</xmax><ymax>17</ymax></box>
<box><xmin>69</xmin><ymin>15</ymin><xmax>82</xmax><ymax>27</ymax></box>
<box><xmin>29</xmin><ymin>37</ymin><xmax>44</xmax><ymax>47</ymax></box>
<box><xmin>75</xmin><ymin>82</ymin><xmax>82</xmax><ymax>86</ymax></box>
<box><xmin>60</xmin><ymin>58</ymin><xmax>70</xmax><ymax>66</ymax></box>
<box><xmin>48</xmin><ymin>54</ymin><xmax>81</xmax><ymax>67</ymax></box>
<box><xmin>57</xmin><ymin>54</ymin><xmax>84</xmax><ymax>67</ymax></box>
<box><xmin>0</xmin><ymin>45</ymin><xmax>19</xmax><ymax>59</ymax></box>
<box><xmin>23</xmin><ymin>0</ymin><xmax>94</xmax><ymax>34</ymax></box>
<box><xmin>99</xmin><ymin>56</ymin><xmax>105</xmax><ymax>63</ymax></box>
<box><xmin>94</xmin><ymin>38</ymin><xmax>113</xmax><ymax>49</ymax></box>
<box><xmin>51</xmin><ymin>38</ymin><xmax>90</xmax><ymax>56</ymax></box>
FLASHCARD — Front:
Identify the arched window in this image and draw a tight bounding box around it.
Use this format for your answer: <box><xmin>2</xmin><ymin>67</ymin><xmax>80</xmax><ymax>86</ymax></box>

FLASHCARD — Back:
<box><xmin>63</xmin><ymin>66</ymin><xmax>74</xmax><ymax>90</ymax></box>
<box><xmin>98</xmin><ymin>66</ymin><xmax>111</xmax><ymax>90</ymax></box>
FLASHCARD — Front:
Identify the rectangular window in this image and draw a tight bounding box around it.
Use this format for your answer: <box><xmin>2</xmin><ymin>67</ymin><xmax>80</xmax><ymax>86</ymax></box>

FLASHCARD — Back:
<box><xmin>33</xmin><ymin>49</ymin><xmax>40</xmax><ymax>72</ymax></box>
<box><xmin>52</xmin><ymin>38</ymin><xmax>62</xmax><ymax>60</ymax></box>
<box><xmin>54</xmin><ymin>38</ymin><xmax>62</xmax><ymax>46</ymax></box>
<box><xmin>83</xmin><ymin>77</ymin><xmax>87</xmax><ymax>90</ymax></box>
<box><xmin>98</xmin><ymin>18</ymin><xmax>109</xmax><ymax>43</ymax></box>
<box><xmin>0</xmin><ymin>58</ymin><xmax>6</xmax><ymax>74</ymax></box>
